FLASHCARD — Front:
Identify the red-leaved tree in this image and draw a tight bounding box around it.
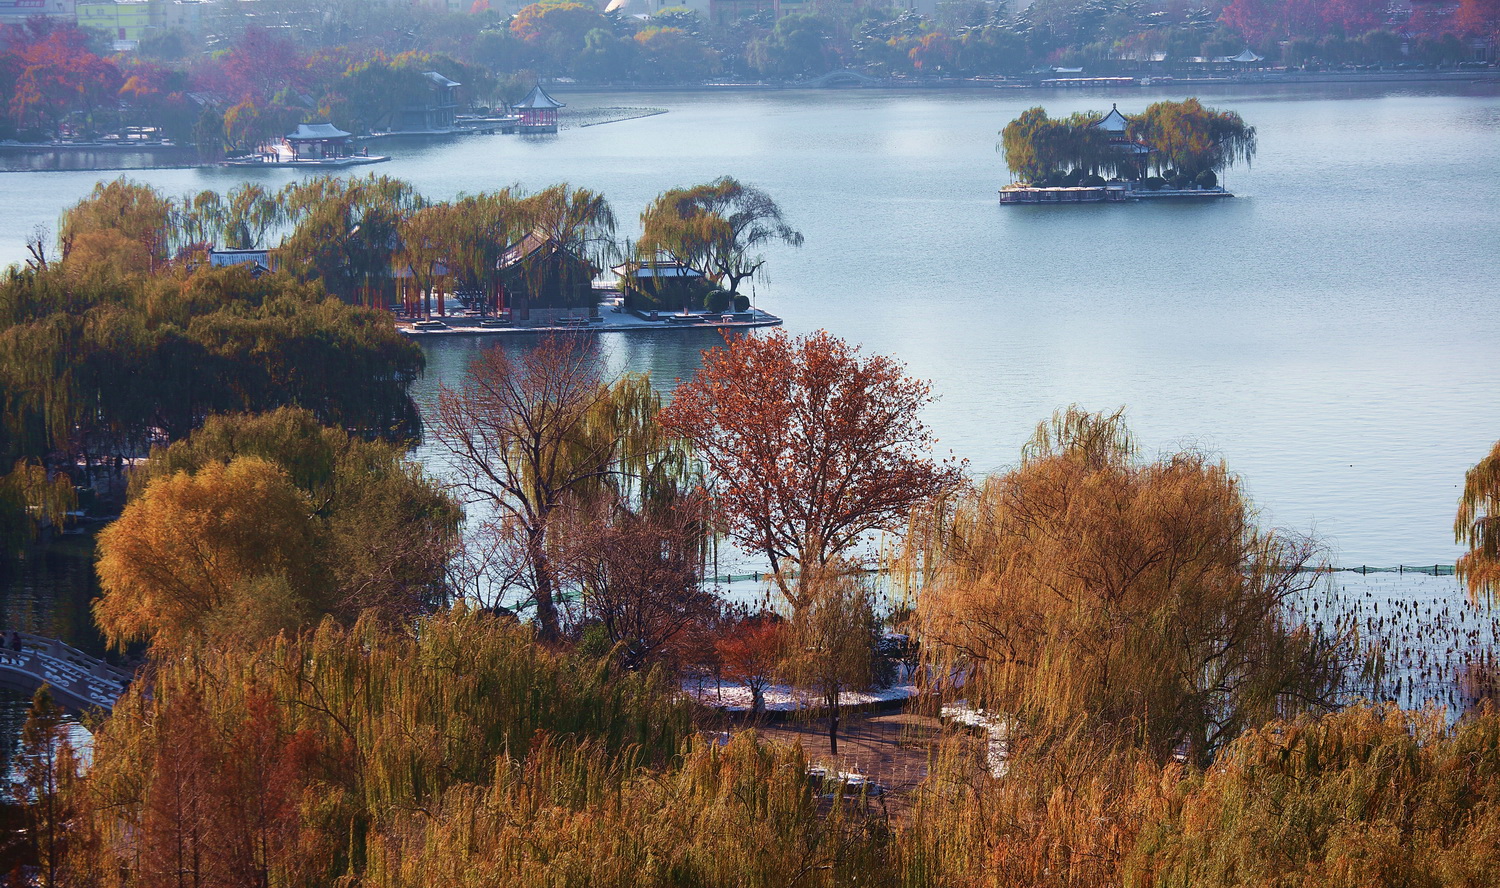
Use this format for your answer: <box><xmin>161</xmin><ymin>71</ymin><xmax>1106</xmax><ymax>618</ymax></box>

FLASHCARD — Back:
<box><xmin>660</xmin><ymin>329</ymin><xmax>966</xmax><ymax>615</ymax></box>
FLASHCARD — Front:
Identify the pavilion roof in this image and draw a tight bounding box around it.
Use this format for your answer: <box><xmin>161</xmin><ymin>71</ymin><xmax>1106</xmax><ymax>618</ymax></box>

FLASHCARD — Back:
<box><xmin>514</xmin><ymin>85</ymin><xmax>565</xmax><ymax>110</ymax></box>
<box><xmin>1093</xmin><ymin>104</ymin><xmax>1129</xmax><ymax>133</ymax></box>
<box><xmin>1229</xmin><ymin>48</ymin><xmax>1264</xmax><ymax>62</ymax></box>
<box><xmin>424</xmin><ymin>70</ymin><xmax>461</xmax><ymax>88</ymax></box>
<box><xmin>286</xmin><ymin>122</ymin><xmax>351</xmax><ymax>141</ymax></box>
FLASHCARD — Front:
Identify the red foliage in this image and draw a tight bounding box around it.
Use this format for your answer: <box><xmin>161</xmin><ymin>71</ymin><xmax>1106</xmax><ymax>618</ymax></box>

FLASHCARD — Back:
<box><xmin>1457</xmin><ymin>0</ymin><xmax>1500</xmax><ymax>38</ymax></box>
<box><xmin>5</xmin><ymin>27</ymin><xmax>121</xmax><ymax>133</ymax></box>
<box><xmin>715</xmin><ymin>614</ymin><xmax>786</xmax><ymax>716</ymax></box>
<box><xmin>191</xmin><ymin>26</ymin><xmax>310</xmax><ymax>105</ymax></box>
<box><xmin>1220</xmin><ymin>0</ymin><xmax>1388</xmax><ymax>44</ymax></box>
<box><xmin>659</xmin><ymin>329</ymin><xmax>966</xmax><ymax>611</ymax></box>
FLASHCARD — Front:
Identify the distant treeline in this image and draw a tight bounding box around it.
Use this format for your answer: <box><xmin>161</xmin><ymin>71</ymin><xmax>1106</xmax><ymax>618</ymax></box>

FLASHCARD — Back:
<box><xmin>2</xmin><ymin>0</ymin><xmax>1494</xmax><ymax>149</ymax></box>
<box><xmin>0</xmin><ymin>178</ymin><xmax>425</xmax><ymax>556</ymax></box>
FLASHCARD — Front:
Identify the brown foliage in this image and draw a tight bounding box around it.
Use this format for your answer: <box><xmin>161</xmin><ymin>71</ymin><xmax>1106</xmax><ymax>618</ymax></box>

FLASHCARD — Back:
<box><xmin>911</xmin><ymin>407</ymin><xmax>1348</xmax><ymax>766</ymax></box>
<box><xmin>434</xmin><ymin>337</ymin><xmax>691</xmax><ymax>641</ymax></box>
<box><xmin>1456</xmin><ymin>438</ymin><xmax>1500</xmax><ymax>603</ymax></box>
<box><xmin>660</xmin><ymin>329</ymin><xmax>965</xmax><ymax>613</ymax></box>
<box><xmin>563</xmin><ymin>490</ymin><xmax>719</xmax><ymax>671</ymax></box>
<box><xmin>94</xmin><ymin>456</ymin><xmax>324</xmax><ymax>652</ymax></box>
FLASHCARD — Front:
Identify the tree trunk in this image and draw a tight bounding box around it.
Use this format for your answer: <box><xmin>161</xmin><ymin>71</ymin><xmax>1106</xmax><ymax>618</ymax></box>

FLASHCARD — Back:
<box><xmin>828</xmin><ymin>689</ymin><xmax>840</xmax><ymax>755</ymax></box>
<box><xmin>530</xmin><ymin>528</ymin><xmax>560</xmax><ymax>642</ymax></box>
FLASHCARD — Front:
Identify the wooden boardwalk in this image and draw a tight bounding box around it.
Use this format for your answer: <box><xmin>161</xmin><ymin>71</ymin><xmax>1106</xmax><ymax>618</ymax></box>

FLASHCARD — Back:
<box><xmin>0</xmin><ymin>632</ymin><xmax>134</xmax><ymax>713</ymax></box>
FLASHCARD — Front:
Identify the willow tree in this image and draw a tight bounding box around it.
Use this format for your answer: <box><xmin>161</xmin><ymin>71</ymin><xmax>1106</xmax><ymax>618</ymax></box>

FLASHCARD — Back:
<box><xmin>999</xmin><ymin>107</ymin><xmax>1114</xmax><ymax>183</ymax></box>
<box><xmin>909</xmin><ymin>407</ymin><xmax>1348</xmax><ymax>766</ymax></box>
<box><xmin>58</xmin><ymin>178</ymin><xmax>175</xmax><ymax>273</ymax></box>
<box><xmin>1130</xmin><ymin>98</ymin><xmax>1257</xmax><ymax>177</ymax></box>
<box><xmin>520</xmin><ymin>184</ymin><xmax>617</xmax><ymax>297</ymax></box>
<box><xmin>1456</xmin><ymin>439</ymin><xmax>1500</xmax><ymax>603</ymax></box>
<box><xmin>432</xmin><ymin>336</ymin><xmax>692</xmax><ymax>641</ymax></box>
<box><xmin>398</xmin><ymin>202</ymin><xmax>458</xmax><ymax>318</ymax></box>
<box><xmin>637</xmin><ymin>176</ymin><xmax>803</xmax><ymax>299</ymax></box>
<box><xmin>277</xmin><ymin>175</ymin><xmax>424</xmax><ymax>305</ymax></box>
<box><xmin>444</xmin><ymin>191</ymin><xmax>528</xmax><ymax>314</ymax></box>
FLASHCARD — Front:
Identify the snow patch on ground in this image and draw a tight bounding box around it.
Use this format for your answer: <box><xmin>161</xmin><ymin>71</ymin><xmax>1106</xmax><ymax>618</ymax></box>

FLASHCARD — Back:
<box><xmin>941</xmin><ymin>702</ymin><xmax>1010</xmax><ymax>776</ymax></box>
<box><xmin>681</xmin><ymin>678</ymin><xmax>920</xmax><ymax>712</ymax></box>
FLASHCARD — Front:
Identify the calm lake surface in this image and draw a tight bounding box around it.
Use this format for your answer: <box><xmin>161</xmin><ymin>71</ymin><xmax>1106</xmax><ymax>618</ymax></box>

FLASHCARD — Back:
<box><xmin>2</xmin><ymin>82</ymin><xmax>1498</xmax><ymax>570</ymax></box>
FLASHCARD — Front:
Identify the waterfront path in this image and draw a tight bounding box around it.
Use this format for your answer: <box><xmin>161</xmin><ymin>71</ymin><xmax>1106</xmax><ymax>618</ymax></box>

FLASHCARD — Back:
<box><xmin>0</xmin><ymin>632</ymin><xmax>134</xmax><ymax>713</ymax></box>
<box><xmin>399</xmin><ymin>305</ymin><xmax>783</xmax><ymax>337</ymax></box>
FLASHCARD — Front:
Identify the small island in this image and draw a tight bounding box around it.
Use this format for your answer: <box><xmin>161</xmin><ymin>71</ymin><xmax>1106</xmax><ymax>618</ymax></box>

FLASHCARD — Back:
<box><xmin>999</xmin><ymin>98</ymin><xmax>1256</xmax><ymax>204</ymax></box>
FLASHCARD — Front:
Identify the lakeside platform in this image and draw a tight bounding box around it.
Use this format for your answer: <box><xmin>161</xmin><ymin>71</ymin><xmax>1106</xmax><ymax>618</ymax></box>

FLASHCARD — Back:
<box><xmin>222</xmin><ymin>154</ymin><xmax>390</xmax><ymax>169</ymax></box>
<box><xmin>1000</xmin><ymin>184</ymin><xmax>1232</xmax><ymax>204</ymax></box>
<box><xmin>397</xmin><ymin>305</ymin><xmax>783</xmax><ymax>337</ymax></box>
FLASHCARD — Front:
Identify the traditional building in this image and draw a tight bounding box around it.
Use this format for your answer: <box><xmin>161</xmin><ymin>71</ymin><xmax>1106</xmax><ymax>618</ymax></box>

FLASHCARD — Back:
<box><xmin>395</xmin><ymin>71</ymin><xmax>461</xmax><ymax>132</ymax></box>
<box><xmin>208</xmin><ymin>247</ymin><xmax>272</xmax><ymax>276</ymax></box>
<box><xmin>1090</xmin><ymin>104</ymin><xmax>1152</xmax><ymax>175</ymax></box>
<box><xmin>514</xmin><ymin>86</ymin><xmax>564</xmax><ymax>134</ymax></box>
<box><xmin>284</xmin><ymin>123</ymin><xmax>354</xmax><ymax>160</ymax></box>
<box><xmin>612</xmin><ymin>259</ymin><xmax>710</xmax><ymax>315</ymax></box>
<box><xmin>497</xmin><ymin>233</ymin><xmax>598</xmax><ymax>323</ymax></box>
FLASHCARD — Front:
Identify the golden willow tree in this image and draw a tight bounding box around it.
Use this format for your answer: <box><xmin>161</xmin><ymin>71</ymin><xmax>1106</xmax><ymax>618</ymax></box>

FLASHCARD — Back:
<box><xmin>908</xmin><ymin>407</ymin><xmax>1350</xmax><ymax>767</ymax></box>
<box><xmin>637</xmin><ymin>176</ymin><xmax>804</xmax><ymax>299</ymax></box>
<box><xmin>1000</xmin><ymin>107</ymin><xmax>1115</xmax><ymax>183</ymax></box>
<box><xmin>1129</xmin><ymin>97</ymin><xmax>1257</xmax><ymax>178</ymax></box>
<box><xmin>94</xmin><ymin>408</ymin><xmax>459</xmax><ymax>652</ymax></box>
<box><xmin>1456</xmin><ymin>438</ymin><xmax>1500</xmax><ymax>602</ymax></box>
<box><xmin>1000</xmin><ymin>99</ymin><xmax>1256</xmax><ymax>183</ymax></box>
<box><xmin>62</xmin><ymin>609</ymin><xmax>893</xmax><ymax>888</ymax></box>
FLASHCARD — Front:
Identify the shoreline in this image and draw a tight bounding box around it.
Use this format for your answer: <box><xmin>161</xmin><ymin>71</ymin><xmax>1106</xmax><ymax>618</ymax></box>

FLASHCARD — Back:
<box><xmin>398</xmin><ymin>306</ymin><xmax>783</xmax><ymax>337</ymax></box>
<box><xmin>1</xmin><ymin>72</ymin><xmax>1495</xmax><ymax>174</ymax></box>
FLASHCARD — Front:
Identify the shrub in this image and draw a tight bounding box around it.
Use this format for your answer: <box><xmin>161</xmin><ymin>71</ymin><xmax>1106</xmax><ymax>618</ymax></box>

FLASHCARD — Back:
<box><xmin>1142</xmin><ymin>176</ymin><xmax>1167</xmax><ymax>191</ymax></box>
<box><xmin>706</xmin><ymin>289</ymin><xmax>731</xmax><ymax>313</ymax></box>
<box><xmin>1168</xmin><ymin>174</ymin><xmax>1191</xmax><ymax>189</ymax></box>
<box><xmin>1063</xmin><ymin>168</ymin><xmax>1085</xmax><ymax>186</ymax></box>
<box><xmin>732</xmin><ymin>293</ymin><xmax>751</xmax><ymax>312</ymax></box>
<box><xmin>1195</xmin><ymin>169</ymin><xmax>1218</xmax><ymax>188</ymax></box>
<box><xmin>1081</xmin><ymin>174</ymin><xmax>1106</xmax><ymax>187</ymax></box>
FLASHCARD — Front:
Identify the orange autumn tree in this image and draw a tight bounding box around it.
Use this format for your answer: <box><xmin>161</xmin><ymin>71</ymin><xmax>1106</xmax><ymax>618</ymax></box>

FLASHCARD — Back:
<box><xmin>94</xmin><ymin>457</ymin><xmax>326</xmax><ymax>652</ymax></box>
<box><xmin>1456</xmin><ymin>438</ymin><xmax>1500</xmax><ymax>603</ymax></box>
<box><xmin>715</xmin><ymin>613</ymin><xmax>786</xmax><ymax>717</ymax></box>
<box><xmin>660</xmin><ymin>329</ymin><xmax>965</xmax><ymax>615</ymax></box>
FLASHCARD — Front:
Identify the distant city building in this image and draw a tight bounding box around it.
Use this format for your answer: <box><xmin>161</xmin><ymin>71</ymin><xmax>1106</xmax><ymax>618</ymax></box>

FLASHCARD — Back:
<box><xmin>76</xmin><ymin>0</ymin><xmax>152</xmax><ymax>40</ymax></box>
<box><xmin>0</xmin><ymin>0</ymin><xmax>76</xmax><ymax>26</ymax></box>
<box><xmin>73</xmin><ymin>0</ymin><xmax>202</xmax><ymax>42</ymax></box>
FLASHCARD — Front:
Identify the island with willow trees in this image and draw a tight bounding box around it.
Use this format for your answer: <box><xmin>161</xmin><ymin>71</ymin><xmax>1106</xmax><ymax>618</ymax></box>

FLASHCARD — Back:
<box><xmin>999</xmin><ymin>98</ymin><xmax>1257</xmax><ymax>204</ymax></box>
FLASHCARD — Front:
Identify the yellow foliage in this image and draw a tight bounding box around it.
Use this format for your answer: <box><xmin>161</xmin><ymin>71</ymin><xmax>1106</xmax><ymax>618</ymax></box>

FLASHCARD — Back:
<box><xmin>94</xmin><ymin>456</ymin><xmax>323</xmax><ymax>651</ymax></box>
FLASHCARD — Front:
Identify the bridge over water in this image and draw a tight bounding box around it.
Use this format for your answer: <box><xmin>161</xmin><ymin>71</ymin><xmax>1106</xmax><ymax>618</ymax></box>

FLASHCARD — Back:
<box><xmin>0</xmin><ymin>632</ymin><xmax>134</xmax><ymax>713</ymax></box>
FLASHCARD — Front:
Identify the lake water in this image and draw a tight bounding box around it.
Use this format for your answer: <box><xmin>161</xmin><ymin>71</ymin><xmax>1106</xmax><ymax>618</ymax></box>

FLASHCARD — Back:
<box><xmin>0</xmin><ymin>82</ymin><xmax>1498</xmax><ymax>733</ymax></box>
<box><xmin>5</xmin><ymin>82</ymin><xmax>1496</xmax><ymax>565</ymax></box>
